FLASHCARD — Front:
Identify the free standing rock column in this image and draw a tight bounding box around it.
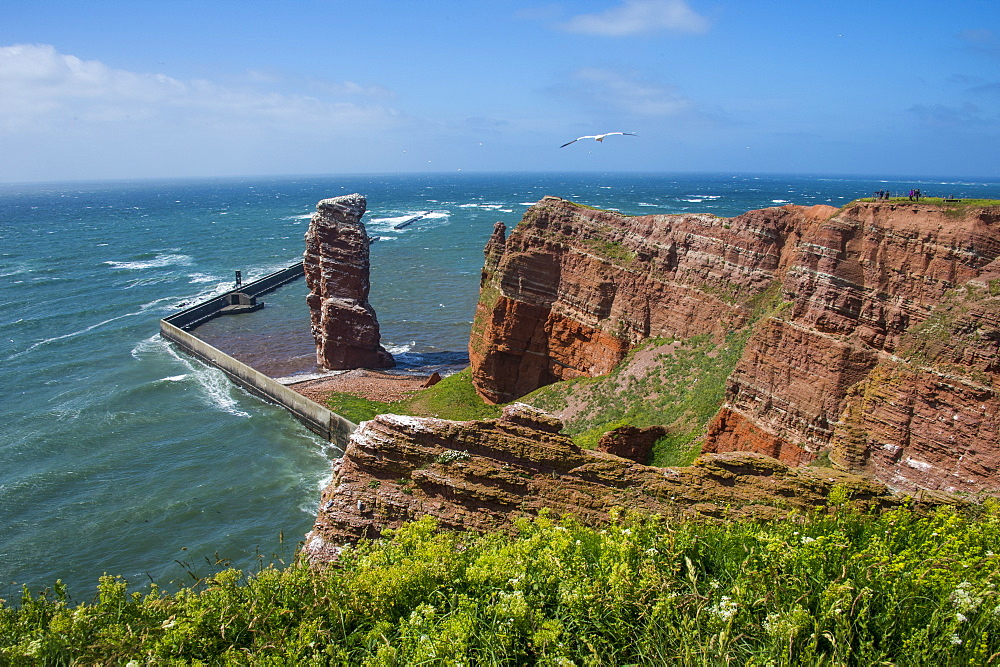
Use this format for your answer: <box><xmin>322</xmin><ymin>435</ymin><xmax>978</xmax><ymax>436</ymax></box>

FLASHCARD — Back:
<box><xmin>304</xmin><ymin>194</ymin><xmax>394</xmax><ymax>370</ymax></box>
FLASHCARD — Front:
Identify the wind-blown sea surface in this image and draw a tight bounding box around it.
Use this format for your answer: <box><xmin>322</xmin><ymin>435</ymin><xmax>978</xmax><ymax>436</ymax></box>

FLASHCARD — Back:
<box><xmin>2</xmin><ymin>172</ymin><xmax>997</xmax><ymax>598</ymax></box>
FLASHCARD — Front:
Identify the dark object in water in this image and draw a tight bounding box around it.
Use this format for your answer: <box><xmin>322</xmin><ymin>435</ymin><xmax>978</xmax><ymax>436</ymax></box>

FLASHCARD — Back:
<box><xmin>393</xmin><ymin>211</ymin><xmax>433</xmax><ymax>230</ymax></box>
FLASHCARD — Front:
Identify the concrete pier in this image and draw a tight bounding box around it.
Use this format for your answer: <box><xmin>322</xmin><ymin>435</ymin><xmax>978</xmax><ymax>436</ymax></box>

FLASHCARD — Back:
<box><xmin>160</xmin><ymin>261</ymin><xmax>358</xmax><ymax>449</ymax></box>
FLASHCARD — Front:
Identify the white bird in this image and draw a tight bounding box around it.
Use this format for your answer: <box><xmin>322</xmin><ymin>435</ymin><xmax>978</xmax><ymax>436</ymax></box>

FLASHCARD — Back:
<box><xmin>560</xmin><ymin>132</ymin><xmax>638</xmax><ymax>148</ymax></box>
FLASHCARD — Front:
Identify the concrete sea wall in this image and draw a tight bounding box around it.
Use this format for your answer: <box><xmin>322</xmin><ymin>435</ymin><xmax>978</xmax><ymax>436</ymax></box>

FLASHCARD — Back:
<box><xmin>160</xmin><ymin>262</ymin><xmax>358</xmax><ymax>449</ymax></box>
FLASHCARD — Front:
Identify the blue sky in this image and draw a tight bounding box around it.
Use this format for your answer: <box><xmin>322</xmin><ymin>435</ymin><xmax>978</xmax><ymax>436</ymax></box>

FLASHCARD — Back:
<box><xmin>2</xmin><ymin>0</ymin><xmax>999</xmax><ymax>182</ymax></box>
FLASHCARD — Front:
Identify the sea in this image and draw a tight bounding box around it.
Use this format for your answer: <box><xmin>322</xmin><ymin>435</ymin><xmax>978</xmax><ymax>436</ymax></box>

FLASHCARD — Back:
<box><xmin>2</xmin><ymin>172</ymin><xmax>997</xmax><ymax>600</ymax></box>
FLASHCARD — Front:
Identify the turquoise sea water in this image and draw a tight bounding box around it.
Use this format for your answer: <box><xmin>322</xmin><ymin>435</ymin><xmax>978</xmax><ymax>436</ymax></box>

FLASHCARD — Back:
<box><xmin>2</xmin><ymin>172</ymin><xmax>997</xmax><ymax>599</ymax></box>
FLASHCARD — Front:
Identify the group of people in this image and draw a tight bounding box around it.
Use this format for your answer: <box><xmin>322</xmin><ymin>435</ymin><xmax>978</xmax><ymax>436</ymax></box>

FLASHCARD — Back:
<box><xmin>873</xmin><ymin>188</ymin><xmax>923</xmax><ymax>201</ymax></box>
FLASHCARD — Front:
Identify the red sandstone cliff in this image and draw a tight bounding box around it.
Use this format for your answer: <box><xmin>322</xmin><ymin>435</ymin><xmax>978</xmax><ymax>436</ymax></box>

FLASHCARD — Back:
<box><xmin>304</xmin><ymin>194</ymin><xmax>394</xmax><ymax>370</ymax></box>
<box><xmin>470</xmin><ymin>197</ymin><xmax>1000</xmax><ymax>494</ymax></box>
<box><xmin>303</xmin><ymin>404</ymin><xmax>900</xmax><ymax>560</ymax></box>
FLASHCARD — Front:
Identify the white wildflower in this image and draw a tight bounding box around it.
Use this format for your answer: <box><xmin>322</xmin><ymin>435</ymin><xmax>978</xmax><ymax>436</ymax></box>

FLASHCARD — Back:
<box><xmin>951</xmin><ymin>633</ymin><xmax>963</xmax><ymax>645</ymax></box>
<box><xmin>709</xmin><ymin>595</ymin><xmax>738</xmax><ymax>621</ymax></box>
<box><xmin>956</xmin><ymin>612</ymin><xmax>968</xmax><ymax>622</ymax></box>
<box><xmin>951</xmin><ymin>581</ymin><xmax>983</xmax><ymax>613</ymax></box>
<box><xmin>801</xmin><ymin>536</ymin><xmax>816</xmax><ymax>544</ymax></box>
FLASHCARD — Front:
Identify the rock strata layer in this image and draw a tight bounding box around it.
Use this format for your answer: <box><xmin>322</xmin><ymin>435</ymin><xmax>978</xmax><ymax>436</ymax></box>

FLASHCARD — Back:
<box><xmin>304</xmin><ymin>194</ymin><xmax>393</xmax><ymax>370</ymax></box>
<box><xmin>470</xmin><ymin>197</ymin><xmax>1000</xmax><ymax>494</ymax></box>
<box><xmin>303</xmin><ymin>405</ymin><xmax>902</xmax><ymax>561</ymax></box>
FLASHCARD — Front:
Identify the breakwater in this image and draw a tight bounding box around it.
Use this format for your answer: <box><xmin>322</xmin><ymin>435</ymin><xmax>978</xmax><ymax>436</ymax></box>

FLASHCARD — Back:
<box><xmin>160</xmin><ymin>262</ymin><xmax>357</xmax><ymax>448</ymax></box>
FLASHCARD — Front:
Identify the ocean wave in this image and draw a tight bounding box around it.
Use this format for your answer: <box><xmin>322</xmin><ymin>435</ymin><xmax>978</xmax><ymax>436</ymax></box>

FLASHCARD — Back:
<box><xmin>458</xmin><ymin>203</ymin><xmax>506</xmax><ymax>210</ymax></box>
<box><xmin>130</xmin><ymin>334</ymin><xmax>166</xmax><ymax>359</ymax></box>
<box><xmin>104</xmin><ymin>253</ymin><xmax>193</xmax><ymax>271</ymax></box>
<box><xmin>771</xmin><ymin>199</ymin><xmax>790</xmax><ymax>204</ymax></box>
<box><xmin>11</xmin><ymin>310</ymin><xmax>142</xmax><ymax>360</ymax></box>
<box><xmin>162</xmin><ymin>344</ymin><xmax>251</xmax><ymax>418</ymax></box>
<box><xmin>368</xmin><ymin>210</ymin><xmax>450</xmax><ymax>233</ymax></box>
<box><xmin>384</xmin><ymin>341</ymin><xmax>414</xmax><ymax>355</ymax></box>
<box><xmin>187</xmin><ymin>273</ymin><xmax>219</xmax><ymax>284</ymax></box>
<box><xmin>139</xmin><ymin>296</ymin><xmax>186</xmax><ymax>312</ymax></box>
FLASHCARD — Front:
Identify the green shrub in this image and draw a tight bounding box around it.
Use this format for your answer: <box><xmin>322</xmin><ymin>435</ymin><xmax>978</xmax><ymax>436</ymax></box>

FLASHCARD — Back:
<box><xmin>4</xmin><ymin>503</ymin><xmax>1000</xmax><ymax>664</ymax></box>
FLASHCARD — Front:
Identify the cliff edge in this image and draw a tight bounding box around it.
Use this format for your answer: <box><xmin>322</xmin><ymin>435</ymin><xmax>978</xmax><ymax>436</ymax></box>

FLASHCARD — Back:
<box><xmin>470</xmin><ymin>197</ymin><xmax>1000</xmax><ymax>494</ymax></box>
<box><xmin>303</xmin><ymin>404</ymin><xmax>900</xmax><ymax>560</ymax></box>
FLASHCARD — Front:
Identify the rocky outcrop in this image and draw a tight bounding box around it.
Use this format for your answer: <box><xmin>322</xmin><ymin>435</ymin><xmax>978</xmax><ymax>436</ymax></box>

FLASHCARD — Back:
<box><xmin>303</xmin><ymin>404</ymin><xmax>902</xmax><ymax>560</ymax></box>
<box><xmin>704</xmin><ymin>203</ymin><xmax>1000</xmax><ymax>493</ymax></box>
<box><xmin>304</xmin><ymin>194</ymin><xmax>393</xmax><ymax>370</ymax></box>
<box><xmin>470</xmin><ymin>197</ymin><xmax>1000</xmax><ymax>494</ymax></box>
<box><xmin>597</xmin><ymin>425</ymin><xmax>667</xmax><ymax>463</ymax></box>
<box><xmin>470</xmin><ymin>197</ymin><xmax>835</xmax><ymax>403</ymax></box>
<box><xmin>827</xmin><ymin>278</ymin><xmax>1000</xmax><ymax>493</ymax></box>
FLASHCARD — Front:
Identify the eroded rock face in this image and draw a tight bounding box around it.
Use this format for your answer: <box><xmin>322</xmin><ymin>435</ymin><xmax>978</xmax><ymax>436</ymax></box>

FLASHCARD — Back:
<box><xmin>470</xmin><ymin>197</ymin><xmax>830</xmax><ymax>404</ymax></box>
<box><xmin>304</xmin><ymin>194</ymin><xmax>394</xmax><ymax>370</ymax></box>
<box><xmin>470</xmin><ymin>197</ymin><xmax>1000</xmax><ymax>493</ymax></box>
<box><xmin>704</xmin><ymin>203</ymin><xmax>1000</xmax><ymax>492</ymax></box>
<box><xmin>303</xmin><ymin>405</ymin><xmax>903</xmax><ymax>561</ymax></box>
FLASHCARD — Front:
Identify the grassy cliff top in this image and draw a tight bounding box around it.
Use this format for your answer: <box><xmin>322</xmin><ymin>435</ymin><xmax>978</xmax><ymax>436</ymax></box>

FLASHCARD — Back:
<box><xmin>4</xmin><ymin>502</ymin><xmax>999</xmax><ymax>663</ymax></box>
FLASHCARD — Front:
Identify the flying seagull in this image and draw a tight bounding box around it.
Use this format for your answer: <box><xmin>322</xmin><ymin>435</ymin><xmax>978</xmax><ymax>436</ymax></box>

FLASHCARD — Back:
<box><xmin>560</xmin><ymin>132</ymin><xmax>638</xmax><ymax>148</ymax></box>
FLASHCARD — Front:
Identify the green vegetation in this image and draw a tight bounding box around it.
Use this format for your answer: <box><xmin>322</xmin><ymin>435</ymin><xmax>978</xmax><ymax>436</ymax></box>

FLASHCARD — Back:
<box><xmin>524</xmin><ymin>282</ymin><xmax>787</xmax><ymax>466</ymax></box>
<box><xmin>581</xmin><ymin>238</ymin><xmax>636</xmax><ymax>263</ymax></box>
<box><xmin>326</xmin><ymin>368</ymin><xmax>501</xmax><ymax>424</ymax></box>
<box><xmin>849</xmin><ymin>197</ymin><xmax>1000</xmax><ymax>208</ymax></box>
<box><xmin>330</xmin><ymin>278</ymin><xmax>788</xmax><ymax>468</ymax></box>
<box><xmin>4</xmin><ymin>502</ymin><xmax>1000</xmax><ymax>664</ymax></box>
<box><xmin>526</xmin><ymin>332</ymin><xmax>748</xmax><ymax>467</ymax></box>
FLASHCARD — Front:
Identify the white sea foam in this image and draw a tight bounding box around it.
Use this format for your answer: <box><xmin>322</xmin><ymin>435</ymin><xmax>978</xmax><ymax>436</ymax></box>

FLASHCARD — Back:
<box><xmin>104</xmin><ymin>253</ymin><xmax>193</xmax><ymax>271</ymax></box>
<box><xmin>771</xmin><ymin>199</ymin><xmax>790</xmax><ymax>204</ymax></box>
<box><xmin>130</xmin><ymin>334</ymin><xmax>167</xmax><ymax>359</ymax></box>
<box><xmin>368</xmin><ymin>210</ymin><xmax>450</xmax><ymax>232</ymax></box>
<box><xmin>0</xmin><ymin>264</ymin><xmax>30</xmax><ymax>278</ymax></box>
<box><xmin>12</xmin><ymin>311</ymin><xmax>141</xmax><ymax>360</ymax></box>
<box><xmin>162</xmin><ymin>343</ymin><xmax>251</xmax><ymax>418</ymax></box>
<box><xmin>187</xmin><ymin>273</ymin><xmax>218</xmax><ymax>284</ymax></box>
<box><xmin>385</xmin><ymin>341</ymin><xmax>414</xmax><ymax>355</ymax></box>
<box><xmin>458</xmin><ymin>203</ymin><xmax>506</xmax><ymax>210</ymax></box>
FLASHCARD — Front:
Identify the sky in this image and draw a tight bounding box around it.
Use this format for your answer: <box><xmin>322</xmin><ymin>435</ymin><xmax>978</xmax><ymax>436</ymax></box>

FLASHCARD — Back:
<box><xmin>2</xmin><ymin>0</ymin><xmax>999</xmax><ymax>183</ymax></box>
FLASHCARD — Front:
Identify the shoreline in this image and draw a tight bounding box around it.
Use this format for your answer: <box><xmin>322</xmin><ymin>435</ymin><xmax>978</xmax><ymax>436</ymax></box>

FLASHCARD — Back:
<box><xmin>288</xmin><ymin>368</ymin><xmax>437</xmax><ymax>405</ymax></box>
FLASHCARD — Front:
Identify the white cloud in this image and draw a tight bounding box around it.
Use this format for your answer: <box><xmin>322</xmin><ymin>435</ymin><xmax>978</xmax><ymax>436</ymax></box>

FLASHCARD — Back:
<box><xmin>0</xmin><ymin>44</ymin><xmax>401</xmax><ymax>135</ymax></box>
<box><xmin>556</xmin><ymin>67</ymin><xmax>694</xmax><ymax>116</ymax></box>
<box><xmin>559</xmin><ymin>0</ymin><xmax>710</xmax><ymax>37</ymax></box>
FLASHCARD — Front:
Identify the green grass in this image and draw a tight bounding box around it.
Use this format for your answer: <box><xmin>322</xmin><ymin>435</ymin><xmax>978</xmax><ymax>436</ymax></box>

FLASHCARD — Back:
<box><xmin>4</xmin><ymin>501</ymin><xmax>1000</xmax><ymax>664</ymax></box>
<box><xmin>326</xmin><ymin>368</ymin><xmax>502</xmax><ymax>424</ymax></box>
<box><xmin>524</xmin><ymin>332</ymin><xmax>749</xmax><ymax>465</ymax></box>
<box><xmin>849</xmin><ymin>197</ymin><xmax>1000</xmax><ymax>208</ymax></box>
<box><xmin>524</xmin><ymin>282</ymin><xmax>786</xmax><ymax>465</ymax></box>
